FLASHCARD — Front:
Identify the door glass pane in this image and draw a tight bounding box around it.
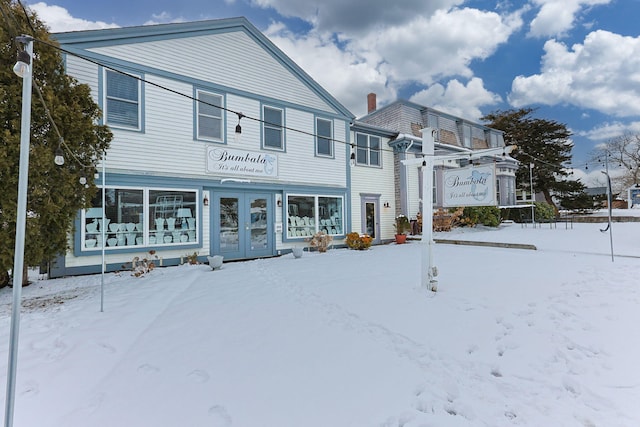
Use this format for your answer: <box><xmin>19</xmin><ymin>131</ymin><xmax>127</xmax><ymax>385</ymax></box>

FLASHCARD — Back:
<box><xmin>250</xmin><ymin>198</ymin><xmax>268</xmax><ymax>250</ymax></box>
<box><xmin>220</xmin><ymin>197</ymin><xmax>239</xmax><ymax>252</ymax></box>
<box><xmin>365</xmin><ymin>202</ymin><xmax>376</xmax><ymax>238</ymax></box>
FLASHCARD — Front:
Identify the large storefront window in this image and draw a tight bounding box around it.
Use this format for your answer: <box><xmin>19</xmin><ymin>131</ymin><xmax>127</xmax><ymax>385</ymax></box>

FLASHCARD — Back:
<box><xmin>286</xmin><ymin>194</ymin><xmax>343</xmax><ymax>239</ymax></box>
<box><xmin>82</xmin><ymin>188</ymin><xmax>198</xmax><ymax>250</ymax></box>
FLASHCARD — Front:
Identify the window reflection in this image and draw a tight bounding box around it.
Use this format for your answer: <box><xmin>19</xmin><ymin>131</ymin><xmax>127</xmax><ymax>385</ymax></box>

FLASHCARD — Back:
<box><xmin>286</xmin><ymin>195</ymin><xmax>343</xmax><ymax>238</ymax></box>
<box><xmin>82</xmin><ymin>188</ymin><xmax>198</xmax><ymax>250</ymax></box>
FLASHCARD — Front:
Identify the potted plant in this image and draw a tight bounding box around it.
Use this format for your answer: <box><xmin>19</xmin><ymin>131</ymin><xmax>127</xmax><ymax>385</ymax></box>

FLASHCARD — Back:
<box><xmin>394</xmin><ymin>214</ymin><xmax>411</xmax><ymax>244</ymax></box>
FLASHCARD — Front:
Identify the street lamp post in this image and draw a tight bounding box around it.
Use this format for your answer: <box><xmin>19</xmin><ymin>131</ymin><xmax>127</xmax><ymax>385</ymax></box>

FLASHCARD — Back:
<box><xmin>5</xmin><ymin>35</ymin><xmax>34</xmax><ymax>427</ymax></box>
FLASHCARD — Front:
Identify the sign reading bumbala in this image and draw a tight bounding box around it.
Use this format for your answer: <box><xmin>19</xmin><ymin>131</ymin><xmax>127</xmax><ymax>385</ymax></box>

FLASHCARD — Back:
<box><xmin>443</xmin><ymin>164</ymin><xmax>497</xmax><ymax>207</ymax></box>
<box><xmin>206</xmin><ymin>147</ymin><xmax>278</xmax><ymax>178</ymax></box>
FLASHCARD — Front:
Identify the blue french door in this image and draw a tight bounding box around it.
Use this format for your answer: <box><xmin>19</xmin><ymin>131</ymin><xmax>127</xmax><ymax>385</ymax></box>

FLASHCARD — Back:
<box><xmin>213</xmin><ymin>192</ymin><xmax>273</xmax><ymax>260</ymax></box>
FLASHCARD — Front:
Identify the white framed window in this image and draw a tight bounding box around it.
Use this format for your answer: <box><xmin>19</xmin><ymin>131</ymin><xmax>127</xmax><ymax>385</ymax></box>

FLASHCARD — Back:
<box><xmin>105</xmin><ymin>69</ymin><xmax>141</xmax><ymax>130</ymax></box>
<box><xmin>286</xmin><ymin>194</ymin><xmax>343</xmax><ymax>239</ymax></box>
<box><xmin>82</xmin><ymin>187</ymin><xmax>199</xmax><ymax>251</ymax></box>
<box><xmin>197</xmin><ymin>90</ymin><xmax>224</xmax><ymax>142</ymax></box>
<box><xmin>263</xmin><ymin>105</ymin><xmax>284</xmax><ymax>150</ymax></box>
<box><xmin>355</xmin><ymin>133</ymin><xmax>381</xmax><ymax>166</ymax></box>
<box><xmin>316</xmin><ymin>117</ymin><xmax>333</xmax><ymax>157</ymax></box>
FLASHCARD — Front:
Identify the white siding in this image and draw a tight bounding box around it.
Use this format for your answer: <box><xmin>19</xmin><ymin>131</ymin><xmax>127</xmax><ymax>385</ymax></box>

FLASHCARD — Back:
<box><xmin>277</xmin><ymin>109</ymin><xmax>347</xmax><ymax>187</ymax></box>
<box><xmin>98</xmin><ymin>76</ymin><xmax>199</xmax><ymax>175</ymax></box>
<box><xmin>89</xmin><ymin>31</ymin><xmax>336</xmax><ymax>114</ymax></box>
<box><xmin>350</xmin><ymin>135</ymin><xmax>396</xmax><ymax>240</ymax></box>
<box><xmin>65</xmin><ymin>55</ymin><xmax>99</xmax><ymax>104</ymax></box>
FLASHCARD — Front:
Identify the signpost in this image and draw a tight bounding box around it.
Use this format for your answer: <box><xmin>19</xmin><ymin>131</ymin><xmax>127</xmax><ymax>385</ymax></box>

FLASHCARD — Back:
<box><xmin>402</xmin><ymin>128</ymin><xmax>516</xmax><ymax>292</ymax></box>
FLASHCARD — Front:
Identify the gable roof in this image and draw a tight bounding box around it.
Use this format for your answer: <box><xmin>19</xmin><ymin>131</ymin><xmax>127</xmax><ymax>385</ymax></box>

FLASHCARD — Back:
<box><xmin>54</xmin><ymin>17</ymin><xmax>354</xmax><ymax>120</ymax></box>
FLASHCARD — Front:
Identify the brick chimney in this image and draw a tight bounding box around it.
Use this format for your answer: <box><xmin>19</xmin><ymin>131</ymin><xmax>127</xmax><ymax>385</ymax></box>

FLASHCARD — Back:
<box><xmin>367</xmin><ymin>93</ymin><xmax>377</xmax><ymax>114</ymax></box>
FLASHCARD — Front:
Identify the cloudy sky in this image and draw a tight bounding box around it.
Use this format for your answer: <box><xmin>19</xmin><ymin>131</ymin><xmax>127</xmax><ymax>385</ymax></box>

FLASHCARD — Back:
<box><xmin>26</xmin><ymin>0</ymin><xmax>640</xmax><ymax>175</ymax></box>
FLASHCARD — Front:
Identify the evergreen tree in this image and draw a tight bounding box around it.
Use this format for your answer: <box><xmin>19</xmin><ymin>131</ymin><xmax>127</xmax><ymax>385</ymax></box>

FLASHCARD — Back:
<box><xmin>0</xmin><ymin>0</ymin><xmax>112</xmax><ymax>286</ymax></box>
<box><xmin>481</xmin><ymin>108</ymin><xmax>584</xmax><ymax>211</ymax></box>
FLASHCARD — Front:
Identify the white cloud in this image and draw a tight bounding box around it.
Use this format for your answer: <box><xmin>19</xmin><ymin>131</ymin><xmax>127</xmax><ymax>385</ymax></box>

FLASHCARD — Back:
<box><xmin>528</xmin><ymin>0</ymin><xmax>611</xmax><ymax>38</ymax></box>
<box><xmin>509</xmin><ymin>30</ymin><xmax>640</xmax><ymax>117</ymax></box>
<box><xmin>265</xmin><ymin>23</ymin><xmax>395</xmax><ymax>117</ymax></box>
<box><xmin>409</xmin><ymin>78</ymin><xmax>502</xmax><ymax>121</ymax></box>
<box><xmin>252</xmin><ymin>0</ymin><xmax>463</xmax><ymax>35</ymax></box>
<box><xmin>30</xmin><ymin>2</ymin><xmax>119</xmax><ymax>32</ymax></box>
<box><xmin>579</xmin><ymin>121</ymin><xmax>640</xmax><ymax>141</ymax></box>
<box><xmin>144</xmin><ymin>12</ymin><xmax>187</xmax><ymax>26</ymax></box>
<box><xmin>354</xmin><ymin>8</ymin><xmax>522</xmax><ymax>86</ymax></box>
<box><xmin>267</xmin><ymin>7</ymin><xmax>521</xmax><ymax>117</ymax></box>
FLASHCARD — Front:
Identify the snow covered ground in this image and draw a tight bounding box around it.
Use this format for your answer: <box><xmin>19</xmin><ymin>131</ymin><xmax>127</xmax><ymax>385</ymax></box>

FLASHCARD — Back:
<box><xmin>1</xmin><ymin>221</ymin><xmax>639</xmax><ymax>426</ymax></box>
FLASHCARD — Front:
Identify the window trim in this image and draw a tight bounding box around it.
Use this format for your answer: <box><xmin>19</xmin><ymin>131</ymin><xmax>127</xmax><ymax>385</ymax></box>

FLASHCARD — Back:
<box><xmin>80</xmin><ymin>186</ymin><xmax>200</xmax><ymax>253</ymax></box>
<box><xmin>104</xmin><ymin>69</ymin><xmax>142</xmax><ymax>131</ymax></box>
<box><xmin>262</xmin><ymin>105</ymin><xmax>285</xmax><ymax>151</ymax></box>
<box><xmin>196</xmin><ymin>89</ymin><xmax>225</xmax><ymax>143</ymax></box>
<box><xmin>284</xmin><ymin>193</ymin><xmax>344</xmax><ymax>240</ymax></box>
<box><xmin>315</xmin><ymin>117</ymin><xmax>334</xmax><ymax>158</ymax></box>
<box><xmin>355</xmin><ymin>132</ymin><xmax>382</xmax><ymax>167</ymax></box>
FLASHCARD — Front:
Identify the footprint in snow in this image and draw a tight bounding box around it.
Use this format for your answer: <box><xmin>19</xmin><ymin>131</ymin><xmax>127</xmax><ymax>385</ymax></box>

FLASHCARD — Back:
<box><xmin>208</xmin><ymin>405</ymin><xmax>232</xmax><ymax>426</ymax></box>
<box><xmin>188</xmin><ymin>369</ymin><xmax>210</xmax><ymax>383</ymax></box>
<box><xmin>137</xmin><ymin>363</ymin><xmax>160</xmax><ymax>374</ymax></box>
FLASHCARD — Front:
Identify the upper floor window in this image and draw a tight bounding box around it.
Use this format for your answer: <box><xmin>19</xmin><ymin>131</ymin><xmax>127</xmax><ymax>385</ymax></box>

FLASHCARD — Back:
<box><xmin>197</xmin><ymin>90</ymin><xmax>224</xmax><ymax>142</ymax></box>
<box><xmin>316</xmin><ymin>117</ymin><xmax>333</xmax><ymax>157</ymax></box>
<box><xmin>105</xmin><ymin>70</ymin><xmax>140</xmax><ymax>129</ymax></box>
<box><xmin>463</xmin><ymin>124</ymin><xmax>472</xmax><ymax>148</ymax></box>
<box><xmin>355</xmin><ymin>133</ymin><xmax>381</xmax><ymax>166</ymax></box>
<box><xmin>490</xmin><ymin>132</ymin><xmax>499</xmax><ymax>148</ymax></box>
<box><xmin>263</xmin><ymin>106</ymin><xmax>284</xmax><ymax>150</ymax></box>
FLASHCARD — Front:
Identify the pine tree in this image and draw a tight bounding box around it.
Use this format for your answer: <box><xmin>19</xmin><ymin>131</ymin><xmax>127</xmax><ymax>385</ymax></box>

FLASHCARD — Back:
<box><xmin>482</xmin><ymin>108</ymin><xmax>584</xmax><ymax>211</ymax></box>
<box><xmin>0</xmin><ymin>0</ymin><xmax>112</xmax><ymax>286</ymax></box>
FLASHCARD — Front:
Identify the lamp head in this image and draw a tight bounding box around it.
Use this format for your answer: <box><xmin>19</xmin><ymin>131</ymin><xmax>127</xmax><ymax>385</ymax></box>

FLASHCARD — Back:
<box><xmin>13</xmin><ymin>50</ymin><xmax>31</xmax><ymax>78</ymax></box>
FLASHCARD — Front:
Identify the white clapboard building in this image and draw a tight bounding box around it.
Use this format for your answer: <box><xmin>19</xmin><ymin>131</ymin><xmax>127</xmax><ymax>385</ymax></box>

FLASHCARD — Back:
<box><xmin>51</xmin><ymin>17</ymin><xmax>354</xmax><ymax>277</ymax></box>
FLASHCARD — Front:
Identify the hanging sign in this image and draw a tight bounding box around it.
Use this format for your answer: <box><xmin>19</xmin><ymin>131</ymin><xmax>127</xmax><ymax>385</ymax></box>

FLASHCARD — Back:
<box><xmin>206</xmin><ymin>146</ymin><xmax>278</xmax><ymax>178</ymax></box>
<box><xmin>442</xmin><ymin>164</ymin><xmax>497</xmax><ymax>207</ymax></box>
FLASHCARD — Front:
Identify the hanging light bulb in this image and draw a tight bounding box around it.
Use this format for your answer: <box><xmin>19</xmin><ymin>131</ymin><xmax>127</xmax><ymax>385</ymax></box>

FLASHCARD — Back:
<box><xmin>79</xmin><ymin>170</ymin><xmax>87</xmax><ymax>185</ymax></box>
<box><xmin>54</xmin><ymin>146</ymin><xmax>65</xmax><ymax>166</ymax></box>
<box><xmin>12</xmin><ymin>50</ymin><xmax>30</xmax><ymax>78</ymax></box>
<box><xmin>234</xmin><ymin>112</ymin><xmax>244</xmax><ymax>143</ymax></box>
<box><xmin>350</xmin><ymin>151</ymin><xmax>356</xmax><ymax>167</ymax></box>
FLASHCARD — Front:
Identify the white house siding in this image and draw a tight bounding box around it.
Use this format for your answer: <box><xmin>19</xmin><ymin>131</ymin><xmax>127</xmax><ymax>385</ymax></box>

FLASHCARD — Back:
<box><xmin>278</xmin><ymin>109</ymin><xmax>347</xmax><ymax>187</ymax></box>
<box><xmin>349</xmin><ymin>137</ymin><xmax>396</xmax><ymax>240</ymax></box>
<box><xmin>65</xmin><ymin>55</ymin><xmax>99</xmax><ymax>104</ymax></box>
<box><xmin>100</xmin><ymin>76</ymin><xmax>197</xmax><ymax>176</ymax></box>
<box><xmin>87</xmin><ymin>31</ymin><xmax>335</xmax><ymax>115</ymax></box>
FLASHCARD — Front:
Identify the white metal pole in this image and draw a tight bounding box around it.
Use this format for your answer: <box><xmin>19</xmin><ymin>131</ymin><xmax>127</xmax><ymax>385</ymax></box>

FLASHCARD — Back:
<box><xmin>604</xmin><ymin>155</ymin><xmax>614</xmax><ymax>262</ymax></box>
<box><xmin>529</xmin><ymin>163</ymin><xmax>535</xmax><ymax>225</ymax></box>
<box><xmin>5</xmin><ymin>36</ymin><xmax>34</xmax><ymax>427</ymax></box>
<box><xmin>421</xmin><ymin>128</ymin><xmax>438</xmax><ymax>291</ymax></box>
<box><xmin>101</xmin><ymin>157</ymin><xmax>106</xmax><ymax>312</ymax></box>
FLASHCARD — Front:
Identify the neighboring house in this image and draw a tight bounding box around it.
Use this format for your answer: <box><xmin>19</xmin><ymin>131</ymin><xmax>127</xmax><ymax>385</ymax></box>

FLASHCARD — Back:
<box><xmin>51</xmin><ymin>17</ymin><xmax>354</xmax><ymax>277</ymax></box>
<box><xmin>354</xmin><ymin>96</ymin><xmax>518</xmax><ymax>240</ymax></box>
